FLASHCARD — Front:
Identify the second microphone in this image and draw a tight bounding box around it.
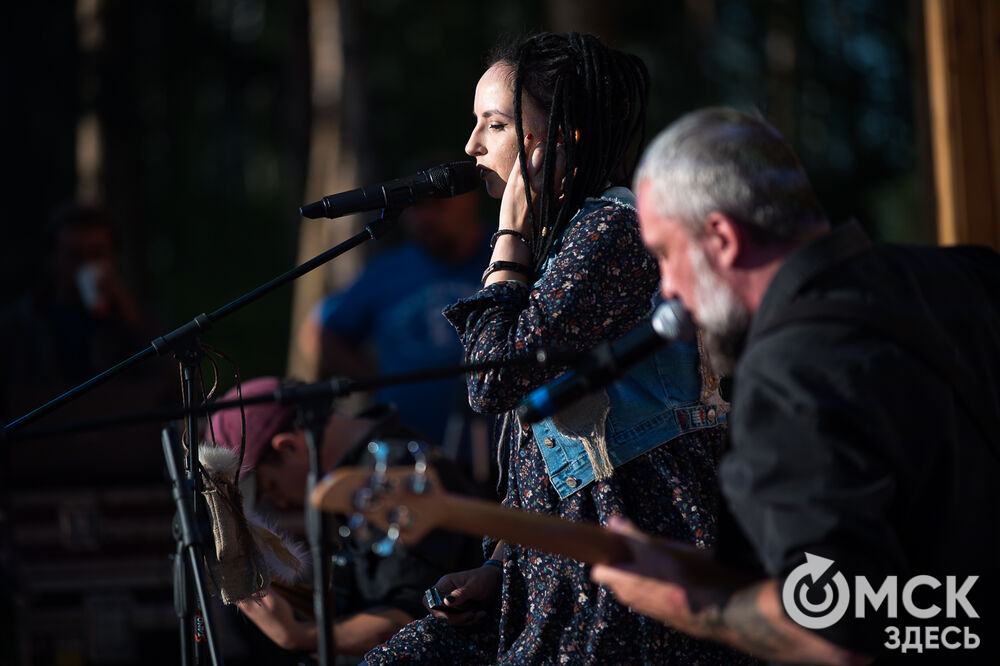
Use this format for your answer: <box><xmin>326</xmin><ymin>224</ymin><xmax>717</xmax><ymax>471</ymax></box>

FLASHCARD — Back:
<box><xmin>516</xmin><ymin>300</ymin><xmax>696</xmax><ymax>424</ymax></box>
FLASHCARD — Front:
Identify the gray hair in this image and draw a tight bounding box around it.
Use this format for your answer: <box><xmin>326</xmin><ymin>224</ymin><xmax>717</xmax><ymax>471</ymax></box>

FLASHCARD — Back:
<box><xmin>635</xmin><ymin>107</ymin><xmax>827</xmax><ymax>243</ymax></box>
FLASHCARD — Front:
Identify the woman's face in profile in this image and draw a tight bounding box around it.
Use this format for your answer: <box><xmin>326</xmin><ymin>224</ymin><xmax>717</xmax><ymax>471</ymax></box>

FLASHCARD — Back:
<box><xmin>465</xmin><ymin>62</ymin><xmax>546</xmax><ymax>199</ymax></box>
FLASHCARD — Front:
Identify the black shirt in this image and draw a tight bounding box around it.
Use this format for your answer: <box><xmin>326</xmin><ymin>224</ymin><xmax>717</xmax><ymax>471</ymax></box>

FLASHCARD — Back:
<box><xmin>720</xmin><ymin>223</ymin><xmax>1000</xmax><ymax>660</ymax></box>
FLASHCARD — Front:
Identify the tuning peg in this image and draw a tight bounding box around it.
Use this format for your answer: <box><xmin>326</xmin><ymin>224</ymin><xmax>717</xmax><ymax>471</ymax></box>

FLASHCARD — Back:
<box><xmin>406</xmin><ymin>440</ymin><xmax>429</xmax><ymax>493</ymax></box>
<box><xmin>371</xmin><ymin>524</ymin><xmax>400</xmax><ymax>557</ymax></box>
<box><xmin>352</xmin><ymin>485</ymin><xmax>375</xmax><ymax>511</ymax></box>
<box><xmin>368</xmin><ymin>440</ymin><xmax>390</xmax><ymax>476</ymax></box>
<box><xmin>348</xmin><ymin>513</ymin><xmax>365</xmax><ymax>530</ymax></box>
<box><xmin>340</xmin><ymin>512</ymin><xmax>367</xmax><ymax>539</ymax></box>
<box><xmin>407</xmin><ymin>439</ymin><xmax>428</xmax><ymax>463</ymax></box>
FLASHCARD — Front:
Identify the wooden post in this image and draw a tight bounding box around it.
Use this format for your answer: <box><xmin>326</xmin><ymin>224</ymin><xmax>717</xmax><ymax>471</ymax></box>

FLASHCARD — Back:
<box><xmin>285</xmin><ymin>0</ymin><xmax>364</xmax><ymax>382</ymax></box>
<box><xmin>924</xmin><ymin>0</ymin><xmax>1000</xmax><ymax>250</ymax></box>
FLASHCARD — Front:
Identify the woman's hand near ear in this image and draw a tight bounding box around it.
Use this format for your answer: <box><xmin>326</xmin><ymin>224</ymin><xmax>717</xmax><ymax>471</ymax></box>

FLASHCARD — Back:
<box><xmin>499</xmin><ymin>137</ymin><xmax>566</xmax><ymax>238</ymax></box>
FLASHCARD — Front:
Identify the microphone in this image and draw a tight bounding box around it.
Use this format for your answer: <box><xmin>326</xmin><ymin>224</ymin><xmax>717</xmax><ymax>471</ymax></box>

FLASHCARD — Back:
<box><xmin>299</xmin><ymin>161</ymin><xmax>480</xmax><ymax>219</ymax></box>
<box><xmin>516</xmin><ymin>300</ymin><xmax>695</xmax><ymax>424</ymax></box>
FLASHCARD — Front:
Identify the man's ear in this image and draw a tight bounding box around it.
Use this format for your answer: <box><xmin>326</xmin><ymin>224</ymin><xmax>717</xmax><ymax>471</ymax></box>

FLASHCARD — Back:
<box><xmin>270</xmin><ymin>432</ymin><xmax>302</xmax><ymax>456</ymax></box>
<box><xmin>701</xmin><ymin>212</ymin><xmax>743</xmax><ymax>270</ymax></box>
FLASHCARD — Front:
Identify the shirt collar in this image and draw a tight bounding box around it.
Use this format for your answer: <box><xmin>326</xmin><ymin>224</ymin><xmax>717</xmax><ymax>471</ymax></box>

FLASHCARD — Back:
<box><xmin>748</xmin><ymin>221</ymin><xmax>872</xmax><ymax>341</ymax></box>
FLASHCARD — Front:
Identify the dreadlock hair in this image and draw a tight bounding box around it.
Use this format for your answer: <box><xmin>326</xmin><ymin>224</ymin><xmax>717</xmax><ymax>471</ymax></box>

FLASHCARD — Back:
<box><xmin>488</xmin><ymin>32</ymin><xmax>650</xmax><ymax>271</ymax></box>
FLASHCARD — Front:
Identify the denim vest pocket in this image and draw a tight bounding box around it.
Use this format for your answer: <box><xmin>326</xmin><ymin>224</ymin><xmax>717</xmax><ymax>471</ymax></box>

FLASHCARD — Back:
<box><xmin>531</xmin><ymin>418</ymin><xmax>598</xmax><ymax>498</ymax></box>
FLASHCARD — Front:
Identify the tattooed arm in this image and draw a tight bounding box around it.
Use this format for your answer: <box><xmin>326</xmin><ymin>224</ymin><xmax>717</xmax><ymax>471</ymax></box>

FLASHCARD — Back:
<box><xmin>590</xmin><ymin>518</ymin><xmax>873</xmax><ymax>665</ymax></box>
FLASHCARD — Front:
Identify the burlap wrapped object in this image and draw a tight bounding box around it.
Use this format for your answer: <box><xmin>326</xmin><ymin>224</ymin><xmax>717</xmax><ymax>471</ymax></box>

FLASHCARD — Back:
<box><xmin>199</xmin><ymin>444</ymin><xmax>303</xmax><ymax>604</ymax></box>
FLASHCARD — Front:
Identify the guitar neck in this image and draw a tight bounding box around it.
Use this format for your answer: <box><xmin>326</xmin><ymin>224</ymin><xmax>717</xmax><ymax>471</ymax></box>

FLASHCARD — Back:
<box><xmin>433</xmin><ymin>493</ymin><xmax>756</xmax><ymax>593</ymax></box>
<box><xmin>311</xmin><ymin>466</ymin><xmax>756</xmax><ymax>593</ymax></box>
<box><xmin>435</xmin><ymin>493</ymin><xmax>632</xmax><ymax>565</ymax></box>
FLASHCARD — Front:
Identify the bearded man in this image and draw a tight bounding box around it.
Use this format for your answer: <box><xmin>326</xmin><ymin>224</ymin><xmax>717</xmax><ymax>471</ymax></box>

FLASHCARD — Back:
<box><xmin>592</xmin><ymin>108</ymin><xmax>1000</xmax><ymax>665</ymax></box>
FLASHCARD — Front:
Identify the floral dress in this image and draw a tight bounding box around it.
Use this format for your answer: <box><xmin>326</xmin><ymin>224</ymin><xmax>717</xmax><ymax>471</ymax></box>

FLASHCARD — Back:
<box><xmin>363</xmin><ymin>198</ymin><xmax>756</xmax><ymax>664</ymax></box>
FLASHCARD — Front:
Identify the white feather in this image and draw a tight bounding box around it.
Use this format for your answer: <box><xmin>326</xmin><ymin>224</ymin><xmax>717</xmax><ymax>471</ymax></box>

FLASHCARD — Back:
<box><xmin>199</xmin><ymin>443</ymin><xmax>240</xmax><ymax>481</ymax></box>
<box><xmin>246</xmin><ymin>509</ymin><xmax>309</xmax><ymax>583</ymax></box>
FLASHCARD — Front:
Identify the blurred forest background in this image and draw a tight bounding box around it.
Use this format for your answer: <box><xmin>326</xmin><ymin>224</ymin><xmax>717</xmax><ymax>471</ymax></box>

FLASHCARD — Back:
<box><xmin>2</xmin><ymin>0</ymin><xmax>927</xmax><ymax>387</ymax></box>
<box><xmin>1</xmin><ymin>0</ymin><xmax>940</xmax><ymax>664</ymax></box>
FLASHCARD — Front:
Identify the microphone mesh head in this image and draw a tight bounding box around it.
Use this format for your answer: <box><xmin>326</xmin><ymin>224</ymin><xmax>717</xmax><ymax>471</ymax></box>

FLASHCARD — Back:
<box><xmin>651</xmin><ymin>300</ymin><xmax>695</xmax><ymax>341</ymax></box>
<box><xmin>432</xmin><ymin>161</ymin><xmax>480</xmax><ymax>197</ymax></box>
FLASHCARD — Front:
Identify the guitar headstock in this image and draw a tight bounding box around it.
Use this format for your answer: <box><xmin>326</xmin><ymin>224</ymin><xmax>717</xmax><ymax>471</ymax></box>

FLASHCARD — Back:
<box><xmin>310</xmin><ymin>442</ymin><xmax>447</xmax><ymax>550</ymax></box>
<box><xmin>312</xmin><ymin>441</ymin><xmax>641</xmax><ymax>567</ymax></box>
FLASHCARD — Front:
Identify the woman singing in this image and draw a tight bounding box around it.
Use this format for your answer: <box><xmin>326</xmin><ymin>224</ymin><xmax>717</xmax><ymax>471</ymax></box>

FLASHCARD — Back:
<box><xmin>365</xmin><ymin>32</ymin><xmax>751</xmax><ymax>664</ymax></box>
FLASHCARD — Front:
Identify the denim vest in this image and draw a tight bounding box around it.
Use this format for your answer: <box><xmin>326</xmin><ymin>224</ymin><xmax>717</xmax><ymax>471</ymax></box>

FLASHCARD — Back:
<box><xmin>529</xmin><ymin>187</ymin><xmax>724</xmax><ymax>498</ymax></box>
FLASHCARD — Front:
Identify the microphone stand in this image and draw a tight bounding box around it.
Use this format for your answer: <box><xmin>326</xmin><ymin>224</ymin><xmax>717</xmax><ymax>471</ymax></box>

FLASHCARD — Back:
<box><xmin>8</xmin><ymin>345</ymin><xmax>603</xmax><ymax>666</ymax></box>
<box><xmin>3</xmin><ymin>206</ymin><xmax>405</xmax><ymax>666</ymax></box>
<box><xmin>7</xmin><ymin>351</ymin><xmax>582</xmax><ymax>665</ymax></box>
<box><xmin>163</xmin><ymin>424</ymin><xmax>222</xmax><ymax>666</ymax></box>
<box><xmin>174</xmin><ymin>335</ymin><xmax>214</xmax><ymax>665</ymax></box>
<box><xmin>3</xmin><ymin>208</ymin><xmax>400</xmax><ymax>434</ymax></box>
<box><xmin>8</xmin><ymin>352</ymin><xmax>586</xmax><ymax>443</ymax></box>
<box><xmin>296</xmin><ymin>395</ymin><xmax>337</xmax><ymax>664</ymax></box>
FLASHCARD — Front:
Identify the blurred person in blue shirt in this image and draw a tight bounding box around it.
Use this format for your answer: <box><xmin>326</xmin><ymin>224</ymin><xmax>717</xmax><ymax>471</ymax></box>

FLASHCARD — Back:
<box><xmin>298</xmin><ymin>189</ymin><xmax>495</xmax><ymax>488</ymax></box>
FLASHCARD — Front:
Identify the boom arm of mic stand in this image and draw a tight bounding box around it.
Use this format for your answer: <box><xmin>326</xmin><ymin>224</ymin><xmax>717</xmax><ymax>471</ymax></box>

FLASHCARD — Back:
<box><xmin>3</xmin><ymin>210</ymin><xmax>402</xmax><ymax>435</ymax></box>
<box><xmin>7</xmin><ymin>351</ymin><xmax>595</xmax><ymax>443</ymax></box>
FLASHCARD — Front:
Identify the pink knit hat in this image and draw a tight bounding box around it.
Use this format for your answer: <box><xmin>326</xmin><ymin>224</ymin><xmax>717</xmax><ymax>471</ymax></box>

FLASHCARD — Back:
<box><xmin>208</xmin><ymin>377</ymin><xmax>298</xmax><ymax>471</ymax></box>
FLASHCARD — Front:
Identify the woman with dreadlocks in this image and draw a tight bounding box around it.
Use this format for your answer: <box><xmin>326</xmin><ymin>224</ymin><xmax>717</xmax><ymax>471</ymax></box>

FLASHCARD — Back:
<box><xmin>364</xmin><ymin>33</ymin><xmax>750</xmax><ymax>664</ymax></box>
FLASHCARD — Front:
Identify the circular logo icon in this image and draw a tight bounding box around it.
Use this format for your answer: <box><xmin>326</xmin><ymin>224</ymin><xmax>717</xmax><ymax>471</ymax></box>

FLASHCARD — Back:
<box><xmin>781</xmin><ymin>553</ymin><xmax>850</xmax><ymax>629</ymax></box>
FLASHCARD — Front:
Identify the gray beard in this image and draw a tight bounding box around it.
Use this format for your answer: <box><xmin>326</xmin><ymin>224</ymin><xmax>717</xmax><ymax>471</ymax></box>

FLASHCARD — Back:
<box><xmin>688</xmin><ymin>243</ymin><xmax>751</xmax><ymax>376</ymax></box>
<box><xmin>702</xmin><ymin>325</ymin><xmax>747</xmax><ymax>377</ymax></box>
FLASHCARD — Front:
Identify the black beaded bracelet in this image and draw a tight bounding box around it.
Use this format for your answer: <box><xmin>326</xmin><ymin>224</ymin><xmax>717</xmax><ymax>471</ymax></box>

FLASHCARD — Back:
<box><xmin>481</xmin><ymin>260</ymin><xmax>532</xmax><ymax>285</ymax></box>
<box><xmin>490</xmin><ymin>229</ymin><xmax>531</xmax><ymax>250</ymax></box>
<box><xmin>483</xmin><ymin>558</ymin><xmax>503</xmax><ymax>569</ymax></box>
